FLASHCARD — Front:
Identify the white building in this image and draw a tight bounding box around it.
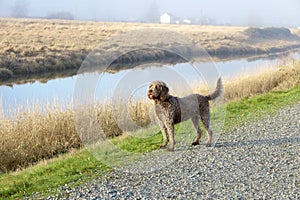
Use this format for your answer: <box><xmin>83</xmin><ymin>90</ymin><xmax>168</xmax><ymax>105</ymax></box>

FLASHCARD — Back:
<box><xmin>183</xmin><ymin>19</ymin><xmax>192</xmax><ymax>24</ymax></box>
<box><xmin>160</xmin><ymin>13</ymin><xmax>172</xmax><ymax>24</ymax></box>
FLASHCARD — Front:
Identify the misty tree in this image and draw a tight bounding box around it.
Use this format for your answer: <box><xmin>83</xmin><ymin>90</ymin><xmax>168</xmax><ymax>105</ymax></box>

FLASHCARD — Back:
<box><xmin>46</xmin><ymin>12</ymin><xmax>75</xmax><ymax>20</ymax></box>
<box><xmin>11</xmin><ymin>0</ymin><xmax>29</xmax><ymax>18</ymax></box>
<box><xmin>144</xmin><ymin>0</ymin><xmax>160</xmax><ymax>23</ymax></box>
<box><xmin>247</xmin><ymin>11</ymin><xmax>262</xmax><ymax>27</ymax></box>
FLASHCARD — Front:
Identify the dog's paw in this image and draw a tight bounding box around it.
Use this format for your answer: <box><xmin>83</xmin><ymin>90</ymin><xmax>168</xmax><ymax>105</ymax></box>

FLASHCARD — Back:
<box><xmin>160</xmin><ymin>144</ymin><xmax>167</xmax><ymax>149</ymax></box>
<box><xmin>206</xmin><ymin>143</ymin><xmax>212</xmax><ymax>147</ymax></box>
<box><xmin>192</xmin><ymin>141</ymin><xmax>200</xmax><ymax>146</ymax></box>
<box><xmin>167</xmin><ymin>148</ymin><xmax>174</xmax><ymax>152</ymax></box>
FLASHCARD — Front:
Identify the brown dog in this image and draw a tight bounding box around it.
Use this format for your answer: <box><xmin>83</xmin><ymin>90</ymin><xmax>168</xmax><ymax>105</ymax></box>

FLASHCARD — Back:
<box><xmin>147</xmin><ymin>78</ymin><xmax>223</xmax><ymax>151</ymax></box>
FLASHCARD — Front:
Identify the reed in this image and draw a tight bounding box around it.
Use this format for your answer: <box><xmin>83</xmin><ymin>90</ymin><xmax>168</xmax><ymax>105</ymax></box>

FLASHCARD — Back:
<box><xmin>224</xmin><ymin>60</ymin><xmax>300</xmax><ymax>100</ymax></box>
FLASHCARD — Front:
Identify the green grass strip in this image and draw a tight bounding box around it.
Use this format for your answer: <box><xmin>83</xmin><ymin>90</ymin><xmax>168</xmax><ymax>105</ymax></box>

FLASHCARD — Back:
<box><xmin>0</xmin><ymin>150</ymin><xmax>109</xmax><ymax>199</ymax></box>
<box><xmin>224</xmin><ymin>86</ymin><xmax>300</xmax><ymax>131</ymax></box>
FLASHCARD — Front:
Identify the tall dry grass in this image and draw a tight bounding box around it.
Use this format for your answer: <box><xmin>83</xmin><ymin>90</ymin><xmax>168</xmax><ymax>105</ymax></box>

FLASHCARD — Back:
<box><xmin>0</xmin><ymin>106</ymin><xmax>80</xmax><ymax>172</ymax></box>
<box><xmin>224</xmin><ymin>60</ymin><xmax>300</xmax><ymax>100</ymax></box>
<box><xmin>0</xmin><ymin>100</ymin><xmax>152</xmax><ymax>172</ymax></box>
<box><xmin>1</xmin><ymin>60</ymin><xmax>300</xmax><ymax>172</ymax></box>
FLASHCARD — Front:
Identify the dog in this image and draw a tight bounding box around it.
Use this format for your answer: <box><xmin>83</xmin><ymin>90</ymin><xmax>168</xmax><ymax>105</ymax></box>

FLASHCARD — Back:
<box><xmin>147</xmin><ymin>78</ymin><xmax>223</xmax><ymax>151</ymax></box>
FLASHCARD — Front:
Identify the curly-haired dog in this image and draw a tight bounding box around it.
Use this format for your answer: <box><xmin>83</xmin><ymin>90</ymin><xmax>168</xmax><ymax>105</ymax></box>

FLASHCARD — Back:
<box><xmin>147</xmin><ymin>78</ymin><xmax>223</xmax><ymax>151</ymax></box>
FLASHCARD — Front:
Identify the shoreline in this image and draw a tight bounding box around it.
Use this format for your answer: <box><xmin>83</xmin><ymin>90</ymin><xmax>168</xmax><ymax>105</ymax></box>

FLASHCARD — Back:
<box><xmin>1</xmin><ymin>46</ymin><xmax>300</xmax><ymax>87</ymax></box>
<box><xmin>0</xmin><ymin>45</ymin><xmax>300</xmax><ymax>87</ymax></box>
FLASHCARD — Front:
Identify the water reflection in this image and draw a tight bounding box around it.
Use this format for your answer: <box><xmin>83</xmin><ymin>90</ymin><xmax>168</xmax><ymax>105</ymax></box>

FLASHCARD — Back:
<box><xmin>0</xmin><ymin>50</ymin><xmax>299</xmax><ymax>115</ymax></box>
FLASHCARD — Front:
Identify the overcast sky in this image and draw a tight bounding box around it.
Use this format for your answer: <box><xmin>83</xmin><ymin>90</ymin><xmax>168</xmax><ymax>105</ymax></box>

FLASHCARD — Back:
<box><xmin>0</xmin><ymin>0</ymin><xmax>300</xmax><ymax>27</ymax></box>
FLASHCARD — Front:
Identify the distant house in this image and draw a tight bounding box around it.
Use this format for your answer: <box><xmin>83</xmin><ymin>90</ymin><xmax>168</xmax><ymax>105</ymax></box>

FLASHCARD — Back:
<box><xmin>183</xmin><ymin>19</ymin><xmax>192</xmax><ymax>24</ymax></box>
<box><xmin>160</xmin><ymin>13</ymin><xmax>194</xmax><ymax>25</ymax></box>
<box><xmin>160</xmin><ymin>13</ymin><xmax>174</xmax><ymax>24</ymax></box>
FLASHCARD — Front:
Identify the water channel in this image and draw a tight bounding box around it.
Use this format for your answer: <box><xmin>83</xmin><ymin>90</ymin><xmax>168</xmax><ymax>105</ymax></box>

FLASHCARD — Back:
<box><xmin>1</xmin><ymin>50</ymin><xmax>299</xmax><ymax>116</ymax></box>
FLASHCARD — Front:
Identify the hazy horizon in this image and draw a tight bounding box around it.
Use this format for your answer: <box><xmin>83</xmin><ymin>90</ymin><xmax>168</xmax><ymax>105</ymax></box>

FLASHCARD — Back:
<box><xmin>0</xmin><ymin>0</ymin><xmax>300</xmax><ymax>27</ymax></box>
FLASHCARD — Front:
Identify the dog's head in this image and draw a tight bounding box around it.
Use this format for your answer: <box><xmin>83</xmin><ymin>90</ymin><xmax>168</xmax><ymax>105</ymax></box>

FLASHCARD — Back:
<box><xmin>147</xmin><ymin>81</ymin><xmax>169</xmax><ymax>102</ymax></box>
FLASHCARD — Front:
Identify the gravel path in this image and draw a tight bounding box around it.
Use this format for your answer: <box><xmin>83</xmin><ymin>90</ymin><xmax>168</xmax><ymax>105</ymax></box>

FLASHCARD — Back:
<box><xmin>47</xmin><ymin>103</ymin><xmax>300</xmax><ymax>199</ymax></box>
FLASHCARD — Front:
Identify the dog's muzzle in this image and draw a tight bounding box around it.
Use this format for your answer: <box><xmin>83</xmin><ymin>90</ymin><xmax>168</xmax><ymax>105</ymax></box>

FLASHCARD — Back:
<box><xmin>147</xmin><ymin>92</ymin><xmax>153</xmax><ymax>99</ymax></box>
<box><xmin>147</xmin><ymin>90</ymin><xmax>156</xmax><ymax>99</ymax></box>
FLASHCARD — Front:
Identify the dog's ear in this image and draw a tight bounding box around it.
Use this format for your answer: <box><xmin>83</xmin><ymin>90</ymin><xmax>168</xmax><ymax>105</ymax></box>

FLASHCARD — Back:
<box><xmin>160</xmin><ymin>84</ymin><xmax>169</xmax><ymax>101</ymax></box>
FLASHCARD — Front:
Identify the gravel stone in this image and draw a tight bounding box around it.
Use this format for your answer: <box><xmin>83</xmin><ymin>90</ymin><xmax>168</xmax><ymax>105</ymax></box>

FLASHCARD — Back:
<box><xmin>45</xmin><ymin>103</ymin><xmax>300</xmax><ymax>199</ymax></box>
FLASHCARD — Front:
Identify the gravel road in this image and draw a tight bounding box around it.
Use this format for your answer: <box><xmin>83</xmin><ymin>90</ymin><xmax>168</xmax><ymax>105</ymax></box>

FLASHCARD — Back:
<box><xmin>47</xmin><ymin>103</ymin><xmax>300</xmax><ymax>199</ymax></box>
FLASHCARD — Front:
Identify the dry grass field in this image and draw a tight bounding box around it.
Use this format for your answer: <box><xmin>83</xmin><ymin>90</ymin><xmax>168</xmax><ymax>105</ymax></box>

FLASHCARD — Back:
<box><xmin>1</xmin><ymin>18</ymin><xmax>300</xmax><ymax>83</ymax></box>
<box><xmin>1</xmin><ymin>59</ymin><xmax>300</xmax><ymax>173</ymax></box>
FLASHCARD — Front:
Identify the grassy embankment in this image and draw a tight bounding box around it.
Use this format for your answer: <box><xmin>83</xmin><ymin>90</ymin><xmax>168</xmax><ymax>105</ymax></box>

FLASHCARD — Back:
<box><xmin>0</xmin><ymin>60</ymin><xmax>300</xmax><ymax>199</ymax></box>
<box><xmin>1</xmin><ymin>17</ymin><xmax>300</xmax><ymax>85</ymax></box>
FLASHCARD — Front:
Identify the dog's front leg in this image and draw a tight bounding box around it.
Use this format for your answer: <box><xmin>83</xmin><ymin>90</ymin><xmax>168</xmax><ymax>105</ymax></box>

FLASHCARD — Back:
<box><xmin>160</xmin><ymin>125</ymin><xmax>168</xmax><ymax>149</ymax></box>
<box><xmin>166</xmin><ymin>124</ymin><xmax>175</xmax><ymax>151</ymax></box>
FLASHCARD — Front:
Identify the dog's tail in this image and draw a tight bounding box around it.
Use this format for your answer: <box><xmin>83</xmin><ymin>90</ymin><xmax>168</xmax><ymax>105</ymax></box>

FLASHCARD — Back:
<box><xmin>207</xmin><ymin>78</ymin><xmax>223</xmax><ymax>101</ymax></box>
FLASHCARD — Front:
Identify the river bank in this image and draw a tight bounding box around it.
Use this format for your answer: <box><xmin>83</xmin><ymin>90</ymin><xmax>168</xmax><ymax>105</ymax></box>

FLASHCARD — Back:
<box><xmin>1</xmin><ymin>18</ymin><xmax>300</xmax><ymax>85</ymax></box>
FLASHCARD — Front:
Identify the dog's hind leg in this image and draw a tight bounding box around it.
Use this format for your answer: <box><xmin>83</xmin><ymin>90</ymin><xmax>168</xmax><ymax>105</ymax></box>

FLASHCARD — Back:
<box><xmin>200</xmin><ymin>106</ymin><xmax>213</xmax><ymax>147</ymax></box>
<box><xmin>201</xmin><ymin>113</ymin><xmax>213</xmax><ymax>147</ymax></box>
<box><xmin>191</xmin><ymin>116</ymin><xmax>202</xmax><ymax>145</ymax></box>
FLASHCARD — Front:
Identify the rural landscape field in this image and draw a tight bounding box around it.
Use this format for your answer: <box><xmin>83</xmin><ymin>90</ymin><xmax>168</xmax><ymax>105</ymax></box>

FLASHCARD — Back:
<box><xmin>1</xmin><ymin>17</ymin><xmax>300</xmax><ymax>84</ymax></box>
<box><xmin>0</xmin><ymin>11</ymin><xmax>300</xmax><ymax>200</ymax></box>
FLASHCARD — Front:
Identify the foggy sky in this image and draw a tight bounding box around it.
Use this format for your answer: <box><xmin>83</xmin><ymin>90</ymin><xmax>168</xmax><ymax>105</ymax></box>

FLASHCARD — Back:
<box><xmin>0</xmin><ymin>0</ymin><xmax>300</xmax><ymax>27</ymax></box>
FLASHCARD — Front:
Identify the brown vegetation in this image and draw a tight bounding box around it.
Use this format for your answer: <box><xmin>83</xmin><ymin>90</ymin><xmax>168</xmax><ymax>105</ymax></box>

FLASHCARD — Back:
<box><xmin>224</xmin><ymin>61</ymin><xmax>300</xmax><ymax>100</ymax></box>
